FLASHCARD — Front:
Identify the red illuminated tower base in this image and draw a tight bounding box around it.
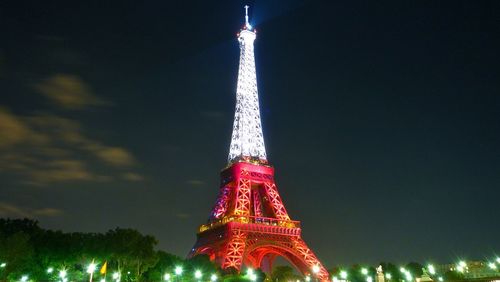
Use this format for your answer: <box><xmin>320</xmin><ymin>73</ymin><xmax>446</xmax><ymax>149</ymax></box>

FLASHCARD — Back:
<box><xmin>189</xmin><ymin>161</ymin><xmax>329</xmax><ymax>281</ymax></box>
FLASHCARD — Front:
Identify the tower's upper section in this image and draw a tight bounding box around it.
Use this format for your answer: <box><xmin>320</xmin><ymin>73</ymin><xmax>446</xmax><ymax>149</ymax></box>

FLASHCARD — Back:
<box><xmin>228</xmin><ymin>6</ymin><xmax>267</xmax><ymax>165</ymax></box>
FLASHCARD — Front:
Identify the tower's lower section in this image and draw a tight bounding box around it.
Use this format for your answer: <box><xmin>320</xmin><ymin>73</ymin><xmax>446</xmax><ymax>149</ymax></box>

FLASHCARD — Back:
<box><xmin>188</xmin><ymin>162</ymin><xmax>330</xmax><ymax>281</ymax></box>
<box><xmin>190</xmin><ymin>221</ymin><xmax>329</xmax><ymax>281</ymax></box>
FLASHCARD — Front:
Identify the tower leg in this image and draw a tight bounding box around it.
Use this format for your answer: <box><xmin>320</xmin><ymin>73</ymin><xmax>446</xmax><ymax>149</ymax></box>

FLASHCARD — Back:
<box><xmin>291</xmin><ymin>238</ymin><xmax>330</xmax><ymax>281</ymax></box>
<box><xmin>222</xmin><ymin>229</ymin><xmax>248</xmax><ymax>271</ymax></box>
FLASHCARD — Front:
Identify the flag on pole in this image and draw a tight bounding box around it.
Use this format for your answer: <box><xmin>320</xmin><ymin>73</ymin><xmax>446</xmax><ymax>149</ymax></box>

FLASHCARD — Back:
<box><xmin>100</xmin><ymin>261</ymin><xmax>107</xmax><ymax>275</ymax></box>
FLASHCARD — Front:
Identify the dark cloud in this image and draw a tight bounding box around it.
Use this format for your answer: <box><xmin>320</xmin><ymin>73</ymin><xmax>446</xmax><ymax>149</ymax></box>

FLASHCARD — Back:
<box><xmin>122</xmin><ymin>172</ymin><xmax>144</xmax><ymax>182</ymax></box>
<box><xmin>88</xmin><ymin>145</ymin><xmax>136</xmax><ymax>167</ymax></box>
<box><xmin>0</xmin><ymin>110</ymin><xmax>141</xmax><ymax>185</ymax></box>
<box><xmin>0</xmin><ymin>108</ymin><xmax>48</xmax><ymax>148</ymax></box>
<box><xmin>35</xmin><ymin>74</ymin><xmax>105</xmax><ymax>110</ymax></box>
<box><xmin>0</xmin><ymin>202</ymin><xmax>64</xmax><ymax>218</ymax></box>
<box><xmin>0</xmin><ymin>74</ymin><xmax>141</xmax><ymax>185</ymax></box>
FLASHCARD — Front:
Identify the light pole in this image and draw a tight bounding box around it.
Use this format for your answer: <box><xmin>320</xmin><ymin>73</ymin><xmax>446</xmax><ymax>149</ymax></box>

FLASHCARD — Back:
<box><xmin>112</xmin><ymin>272</ymin><xmax>120</xmax><ymax>282</ymax></box>
<box><xmin>87</xmin><ymin>262</ymin><xmax>97</xmax><ymax>282</ymax></box>
<box><xmin>340</xmin><ymin>270</ymin><xmax>348</xmax><ymax>281</ymax></box>
<box><xmin>427</xmin><ymin>265</ymin><xmax>436</xmax><ymax>275</ymax></box>
<box><xmin>247</xmin><ymin>268</ymin><xmax>257</xmax><ymax>281</ymax></box>
<box><xmin>405</xmin><ymin>272</ymin><xmax>412</xmax><ymax>282</ymax></box>
<box><xmin>456</xmin><ymin>261</ymin><xmax>467</xmax><ymax>274</ymax></box>
<box><xmin>194</xmin><ymin>270</ymin><xmax>202</xmax><ymax>281</ymax></box>
<box><xmin>312</xmin><ymin>265</ymin><xmax>320</xmax><ymax>282</ymax></box>
<box><xmin>174</xmin><ymin>266</ymin><xmax>183</xmax><ymax>282</ymax></box>
<box><xmin>59</xmin><ymin>269</ymin><xmax>68</xmax><ymax>282</ymax></box>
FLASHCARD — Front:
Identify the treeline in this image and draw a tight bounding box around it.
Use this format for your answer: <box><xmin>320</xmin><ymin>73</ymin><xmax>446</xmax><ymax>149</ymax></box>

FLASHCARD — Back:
<box><xmin>0</xmin><ymin>218</ymin><xmax>220</xmax><ymax>282</ymax></box>
<box><xmin>0</xmin><ymin>218</ymin><xmax>467</xmax><ymax>282</ymax></box>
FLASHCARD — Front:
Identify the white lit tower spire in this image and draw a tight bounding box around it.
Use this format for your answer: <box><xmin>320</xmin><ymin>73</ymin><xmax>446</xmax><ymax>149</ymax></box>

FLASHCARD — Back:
<box><xmin>228</xmin><ymin>6</ymin><xmax>267</xmax><ymax>164</ymax></box>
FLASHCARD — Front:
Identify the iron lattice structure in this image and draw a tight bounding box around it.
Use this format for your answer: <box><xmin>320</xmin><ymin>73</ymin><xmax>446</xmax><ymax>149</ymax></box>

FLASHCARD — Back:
<box><xmin>228</xmin><ymin>10</ymin><xmax>266</xmax><ymax>164</ymax></box>
<box><xmin>189</xmin><ymin>7</ymin><xmax>330</xmax><ymax>282</ymax></box>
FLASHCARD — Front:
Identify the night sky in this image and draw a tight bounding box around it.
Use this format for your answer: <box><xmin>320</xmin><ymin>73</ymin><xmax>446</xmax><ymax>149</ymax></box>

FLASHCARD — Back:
<box><xmin>1</xmin><ymin>1</ymin><xmax>499</xmax><ymax>267</ymax></box>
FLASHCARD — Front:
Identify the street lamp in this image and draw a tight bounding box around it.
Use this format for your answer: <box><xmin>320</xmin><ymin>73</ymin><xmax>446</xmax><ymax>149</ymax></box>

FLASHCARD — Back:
<box><xmin>488</xmin><ymin>262</ymin><xmax>497</xmax><ymax>270</ymax></box>
<box><xmin>386</xmin><ymin>273</ymin><xmax>392</xmax><ymax>280</ymax></box>
<box><xmin>194</xmin><ymin>270</ymin><xmax>202</xmax><ymax>280</ymax></box>
<box><xmin>367</xmin><ymin>277</ymin><xmax>373</xmax><ymax>282</ymax></box>
<box><xmin>210</xmin><ymin>274</ymin><xmax>217</xmax><ymax>281</ymax></box>
<box><xmin>87</xmin><ymin>262</ymin><xmax>97</xmax><ymax>282</ymax></box>
<box><xmin>174</xmin><ymin>266</ymin><xmax>183</xmax><ymax>276</ymax></box>
<box><xmin>438</xmin><ymin>277</ymin><xmax>443</xmax><ymax>282</ymax></box>
<box><xmin>496</xmin><ymin>258</ymin><xmax>500</xmax><ymax>264</ymax></box>
<box><xmin>164</xmin><ymin>273</ymin><xmax>171</xmax><ymax>281</ymax></box>
<box><xmin>340</xmin><ymin>271</ymin><xmax>348</xmax><ymax>280</ymax></box>
<box><xmin>332</xmin><ymin>276</ymin><xmax>339</xmax><ymax>282</ymax></box>
<box><xmin>305</xmin><ymin>276</ymin><xmax>311</xmax><ymax>282</ymax></box>
<box><xmin>246</xmin><ymin>268</ymin><xmax>257</xmax><ymax>281</ymax></box>
<box><xmin>405</xmin><ymin>272</ymin><xmax>412</xmax><ymax>282</ymax></box>
<box><xmin>59</xmin><ymin>270</ymin><xmax>67</xmax><ymax>280</ymax></box>
<box><xmin>428</xmin><ymin>265</ymin><xmax>436</xmax><ymax>275</ymax></box>
<box><xmin>456</xmin><ymin>262</ymin><xmax>466</xmax><ymax>273</ymax></box>
<box><xmin>362</xmin><ymin>268</ymin><xmax>368</xmax><ymax>275</ymax></box>
<box><xmin>311</xmin><ymin>265</ymin><xmax>320</xmax><ymax>282</ymax></box>
<box><xmin>47</xmin><ymin>267</ymin><xmax>54</xmax><ymax>274</ymax></box>
<box><xmin>112</xmin><ymin>272</ymin><xmax>120</xmax><ymax>282</ymax></box>
<box><xmin>0</xmin><ymin>263</ymin><xmax>6</xmax><ymax>268</ymax></box>
<box><xmin>20</xmin><ymin>275</ymin><xmax>28</xmax><ymax>282</ymax></box>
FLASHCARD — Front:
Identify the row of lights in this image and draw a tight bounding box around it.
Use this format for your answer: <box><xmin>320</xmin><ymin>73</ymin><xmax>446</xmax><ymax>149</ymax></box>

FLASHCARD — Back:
<box><xmin>3</xmin><ymin>258</ymin><xmax>500</xmax><ymax>282</ymax></box>
<box><xmin>456</xmin><ymin>258</ymin><xmax>500</xmax><ymax>272</ymax></box>
<box><xmin>327</xmin><ymin>259</ymin><xmax>500</xmax><ymax>282</ymax></box>
<box><xmin>162</xmin><ymin>266</ymin><xmax>218</xmax><ymax>281</ymax></box>
<box><xmin>0</xmin><ymin>261</ymin><xmax>208</xmax><ymax>282</ymax></box>
<box><xmin>167</xmin><ymin>267</ymin><xmax>255</xmax><ymax>281</ymax></box>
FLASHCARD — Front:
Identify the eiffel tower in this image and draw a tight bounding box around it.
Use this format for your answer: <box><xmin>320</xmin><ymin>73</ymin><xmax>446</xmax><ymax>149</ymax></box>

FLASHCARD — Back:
<box><xmin>188</xmin><ymin>6</ymin><xmax>329</xmax><ymax>281</ymax></box>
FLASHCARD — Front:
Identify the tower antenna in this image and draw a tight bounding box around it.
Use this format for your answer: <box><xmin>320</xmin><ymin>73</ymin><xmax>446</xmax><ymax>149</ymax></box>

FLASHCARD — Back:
<box><xmin>244</xmin><ymin>5</ymin><xmax>251</xmax><ymax>29</ymax></box>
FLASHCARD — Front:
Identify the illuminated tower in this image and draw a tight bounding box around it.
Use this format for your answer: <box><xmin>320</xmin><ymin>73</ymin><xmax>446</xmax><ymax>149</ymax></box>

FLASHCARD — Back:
<box><xmin>188</xmin><ymin>7</ymin><xmax>330</xmax><ymax>281</ymax></box>
<box><xmin>228</xmin><ymin>5</ymin><xmax>267</xmax><ymax>164</ymax></box>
